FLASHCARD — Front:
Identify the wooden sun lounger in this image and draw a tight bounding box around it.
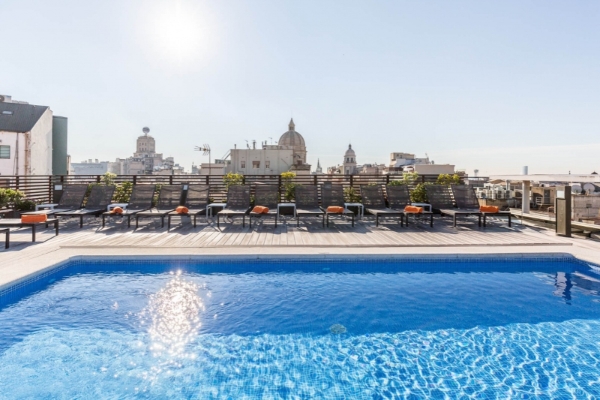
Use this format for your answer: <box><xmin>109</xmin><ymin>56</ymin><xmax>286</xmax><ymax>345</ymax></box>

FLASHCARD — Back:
<box><xmin>249</xmin><ymin>185</ymin><xmax>280</xmax><ymax>228</ymax></box>
<box><xmin>294</xmin><ymin>186</ymin><xmax>325</xmax><ymax>227</ymax></box>
<box><xmin>135</xmin><ymin>185</ymin><xmax>183</xmax><ymax>229</ymax></box>
<box><xmin>0</xmin><ymin>218</ymin><xmax>59</xmax><ymax>242</ymax></box>
<box><xmin>321</xmin><ymin>185</ymin><xmax>355</xmax><ymax>227</ymax></box>
<box><xmin>217</xmin><ymin>185</ymin><xmax>251</xmax><ymax>228</ymax></box>
<box><xmin>360</xmin><ymin>185</ymin><xmax>404</xmax><ymax>227</ymax></box>
<box><xmin>167</xmin><ymin>184</ymin><xmax>209</xmax><ymax>229</ymax></box>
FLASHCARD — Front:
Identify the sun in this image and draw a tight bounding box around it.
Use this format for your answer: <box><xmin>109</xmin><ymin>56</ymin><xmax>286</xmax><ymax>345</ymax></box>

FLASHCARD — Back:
<box><xmin>144</xmin><ymin>1</ymin><xmax>210</xmax><ymax>66</ymax></box>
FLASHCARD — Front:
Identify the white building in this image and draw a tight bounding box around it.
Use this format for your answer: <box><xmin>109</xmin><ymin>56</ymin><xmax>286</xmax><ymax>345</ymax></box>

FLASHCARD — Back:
<box><xmin>225</xmin><ymin>119</ymin><xmax>312</xmax><ymax>175</ymax></box>
<box><xmin>343</xmin><ymin>144</ymin><xmax>357</xmax><ymax>175</ymax></box>
<box><xmin>71</xmin><ymin>159</ymin><xmax>115</xmax><ymax>175</ymax></box>
<box><xmin>74</xmin><ymin>128</ymin><xmax>183</xmax><ymax>175</ymax></box>
<box><xmin>0</xmin><ymin>96</ymin><xmax>54</xmax><ymax>175</ymax></box>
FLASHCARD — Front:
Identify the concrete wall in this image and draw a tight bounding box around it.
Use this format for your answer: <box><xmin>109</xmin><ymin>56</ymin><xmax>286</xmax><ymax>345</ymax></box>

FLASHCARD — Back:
<box><xmin>52</xmin><ymin>116</ymin><xmax>68</xmax><ymax>175</ymax></box>
<box><xmin>29</xmin><ymin>108</ymin><xmax>53</xmax><ymax>175</ymax></box>
<box><xmin>0</xmin><ymin>131</ymin><xmax>21</xmax><ymax>175</ymax></box>
<box><xmin>572</xmin><ymin>195</ymin><xmax>600</xmax><ymax>222</ymax></box>
<box><xmin>229</xmin><ymin>148</ymin><xmax>294</xmax><ymax>175</ymax></box>
<box><xmin>413</xmin><ymin>164</ymin><xmax>455</xmax><ymax>175</ymax></box>
<box><xmin>0</xmin><ymin>108</ymin><xmax>53</xmax><ymax>175</ymax></box>
<box><xmin>71</xmin><ymin>162</ymin><xmax>111</xmax><ymax>175</ymax></box>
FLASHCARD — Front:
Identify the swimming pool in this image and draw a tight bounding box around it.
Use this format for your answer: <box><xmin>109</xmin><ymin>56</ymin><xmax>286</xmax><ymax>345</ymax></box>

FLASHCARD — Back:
<box><xmin>0</xmin><ymin>255</ymin><xmax>599</xmax><ymax>398</ymax></box>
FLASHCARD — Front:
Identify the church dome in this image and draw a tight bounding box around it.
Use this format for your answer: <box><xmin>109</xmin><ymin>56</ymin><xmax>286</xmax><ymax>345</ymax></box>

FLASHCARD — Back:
<box><xmin>278</xmin><ymin>118</ymin><xmax>306</xmax><ymax>147</ymax></box>
<box><xmin>344</xmin><ymin>144</ymin><xmax>355</xmax><ymax>156</ymax></box>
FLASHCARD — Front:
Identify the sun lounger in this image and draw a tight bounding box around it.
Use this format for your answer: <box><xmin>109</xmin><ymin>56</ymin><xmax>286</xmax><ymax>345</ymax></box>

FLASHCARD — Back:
<box><xmin>426</xmin><ymin>185</ymin><xmax>482</xmax><ymax>227</ymax></box>
<box><xmin>167</xmin><ymin>184</ymin><xmax>209</xmax><ymax>229</ymax></box>
<box><xmin>217</xmin><ymin>185</ymin><xmax>251</xmax><ymax>228</ymax></box>
<box><xmin>386</xmin><ymin>185</ymin><xmax>433</xmax><ymax>227</ymax></box>
<box><xmin>56</xmin><ymin>185</ymin><xmax>116</xmax><ymax>228</ymax></box>
<box><xmin>321</xmin><ymin>184</ymin><xmax>355</xmax><ymax>227</ymax></box>
<box><xmin>0</xmin><ymin>218</ymin><xmax>59</xmax><ymax>242</ymax></box>
<box><xmin>23</xmin><ymin>184</ymin><xmax>88</xmax><ymax>216</ymax></box>
<box><xmin>360</xmin><ymin>185</ymin><xmax>405</xmax><ymax>227</ymax></box>
<box><xmin>101</xmin><ymin>185</ymin><xmax>156</xmax><ymax>228</ymax></box>
<box><xmin>295</xmin><ymin>185</ymin><xmax>325</xmax><ymax>227</ymax></box>
<box><xmin>135</xmin><ymin>185</ymin><xmax>183</xmax><ymax>229</ymax></box>
<box><xmin>451</xmin><ymin>184</ymin><xmax>511</xmax><ymax>227</ymax></box>
<box><xmin>249</xmin><ymin>185</ymin><xmax>280</xmax><ymax>228</ymax></box>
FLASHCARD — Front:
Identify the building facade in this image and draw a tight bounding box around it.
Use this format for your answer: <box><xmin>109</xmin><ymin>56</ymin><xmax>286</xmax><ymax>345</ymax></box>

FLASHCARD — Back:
<box><xmin>224</xmin><ymin>119</ymin><xmax>312</xmax><ymax>175</ymax></box>
<box><xmin>0</xmin><ymin>96</ymin><xmax>56</xmax><ymax>175</ymax></box>
<box><xmin>343</xmin><ymin>144</ymin><xmax>357</xmax><ymax>175</ymax></box>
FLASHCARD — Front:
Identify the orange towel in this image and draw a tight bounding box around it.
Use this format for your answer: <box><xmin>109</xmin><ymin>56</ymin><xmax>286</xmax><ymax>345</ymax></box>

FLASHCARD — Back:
<box><xmin>252</xmin><ymin>206</ymin><xmax>270</xmax><ymax>214</ymax></box>
<box><xmin>176</xmin><ymin>206</ymin><xmax>189</xmax><ymax>214</ymax></box>
<box><xmin>480</xmin><ymin>205</ymin><xmax>499</xmax><ymax>213</ymax></box>
<box><xmin>404</xmin><ymin>205</ymin><xmax>424</xmax><ymax>214</ymax></box>
<box><xmin>326</xmin><ymin>206</ymin><xmax>344</xmax><ymax>214</ymax></box>
<box><xmin>21</xmin><ymin>214</ymin><xmax>48</xmax><ymax>223</ymax></box>
<box><xmin>111</xmin><ymin>207</ymin><xmax>124</xmax><ymax>214</ymax></box>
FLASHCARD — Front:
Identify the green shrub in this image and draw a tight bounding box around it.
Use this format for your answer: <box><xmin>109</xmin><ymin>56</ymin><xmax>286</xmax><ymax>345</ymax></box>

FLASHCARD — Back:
<box><xmin>113</xmin><ymin>181</ymin><xmax>133</xmax><ymax>203</ymax></box>
<box><xmin>223</xmin><ymin>173</ymin><xmax>243</xmax><ymax>190</ymax></box>
<box><xmin>101</xmin><ymin>172</ymin><xmax>117</xmax><ymax>186</ymax></box>
<box><xmin>14</xmin><ymin>198</ymin><xmax>37</xmax><ymax>211</ymax></box>
<box><xmin>388</xmin><ymin>172</ymin><xmax>419</xmax><ymax>186</ymax></box>
<box><xmin>436</xmin><ymin>174</ymin><xmax>461</xmax><ymax>185</ymax></box>
<box><xmin>410</xmin><ymin>183</ymin><xmax>430</xmax><ymax>203</ymax></box>
<box><xmin>281</xmin><ymin>171</ymin><xmax>296</xmax><ymax>201</ymax></box>
<box><xmin>0</xmin><ymin>188</ymin><xmax>25</xmax><ymax>209</ymax></box>
<box><xmin>344</xmin><ymin>187</ymin><xmax>361</xmax><ymax>203</ymax></box>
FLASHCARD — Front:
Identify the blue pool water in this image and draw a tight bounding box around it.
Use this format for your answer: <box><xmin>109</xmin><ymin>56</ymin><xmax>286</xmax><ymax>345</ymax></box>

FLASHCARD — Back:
<box><xmin>1</xmin><ymin>255</ymin><xmax>600</xmax><ymax>398</ymax></box>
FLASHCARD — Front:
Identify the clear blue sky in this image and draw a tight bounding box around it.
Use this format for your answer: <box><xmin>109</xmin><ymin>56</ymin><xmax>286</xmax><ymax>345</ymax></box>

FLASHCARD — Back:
<box><xmin>1</xmin><ymin>0</ymin><xmax>599</xmax><ymax>175</ymax></box>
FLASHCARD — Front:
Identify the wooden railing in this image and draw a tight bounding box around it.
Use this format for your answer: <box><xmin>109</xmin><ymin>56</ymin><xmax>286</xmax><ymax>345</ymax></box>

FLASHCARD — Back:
<box><xmin>0</xmin><ymin>174</ymin><xmax>488</xmax><ymax>204</ymax></box>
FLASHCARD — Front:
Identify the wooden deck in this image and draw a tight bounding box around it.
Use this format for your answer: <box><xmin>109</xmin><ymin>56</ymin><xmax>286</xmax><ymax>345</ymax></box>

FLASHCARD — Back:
<box><xmin>0</xmin><ymin>213</ymin><xmax>567</xmax><ymax>256</ymax></box>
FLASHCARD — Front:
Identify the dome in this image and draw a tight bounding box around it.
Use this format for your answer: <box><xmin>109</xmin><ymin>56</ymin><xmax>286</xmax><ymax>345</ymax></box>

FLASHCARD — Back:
<box><xmin>344</xmin><ymin>144</ymin><xmax>355</xmax><ymax>156</ymax></box>
<box><xmin>278</xmin><ymin>118</ymin><xmax>306</xmax><ymax>147</ymax></box>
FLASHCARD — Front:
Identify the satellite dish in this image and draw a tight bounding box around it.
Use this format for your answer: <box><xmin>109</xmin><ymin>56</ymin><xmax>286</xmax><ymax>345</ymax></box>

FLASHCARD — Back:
<box><xmin>583</xmin><ymin>183</ymin><xmax>595</xmax><ymax>194</ymax></box>
<box><xmin>0</xmin><ymin>95</ymin><xmax>5</xmax><ymax>102</ymax></box>
<box><xmin>570</xmin><ymin>183</ymin><xmax>582</xmax><ymax>194</ymax></box>
<box><xmin>142</xmin><ymin>127</ymin><xmax>150</xmax><ymax>134</ymax></box>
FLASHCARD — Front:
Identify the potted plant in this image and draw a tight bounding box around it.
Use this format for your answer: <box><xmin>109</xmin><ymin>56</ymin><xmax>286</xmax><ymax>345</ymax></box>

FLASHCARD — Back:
<box><xmin>13</xmin><ymin>198</ymin><xmax>37</xmax><ymax>218</ymax></box>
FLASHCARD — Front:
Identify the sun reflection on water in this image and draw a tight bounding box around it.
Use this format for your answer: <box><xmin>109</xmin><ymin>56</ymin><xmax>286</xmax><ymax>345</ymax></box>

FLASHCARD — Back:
<box><xmin>140</xmin><ymin>271</ymin><xmax>205</xmax><ymax>357</ymax></box>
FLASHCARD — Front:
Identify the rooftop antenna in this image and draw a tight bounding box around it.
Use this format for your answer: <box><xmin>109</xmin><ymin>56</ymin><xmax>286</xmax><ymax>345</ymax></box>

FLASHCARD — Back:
<box><xmin>245</xmin><ymin>140</ymin><xmax>250</xmax><ymax>149</ymax></box>
<box><xmin>269</xmin><ymin>137</ymin><xmax>273</xmax><ymax>145</ymax></box>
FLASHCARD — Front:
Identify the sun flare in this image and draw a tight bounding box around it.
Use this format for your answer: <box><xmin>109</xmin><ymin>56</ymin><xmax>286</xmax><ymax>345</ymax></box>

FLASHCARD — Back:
<box><xmin>144</xmin><ymin>1</ymin><xmax>210</xmax><ymax>65</ymax></box>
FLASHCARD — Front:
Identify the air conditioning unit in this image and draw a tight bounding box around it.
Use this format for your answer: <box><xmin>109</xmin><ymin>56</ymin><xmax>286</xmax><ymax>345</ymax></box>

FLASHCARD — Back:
<box><xmin>496</xmin><ymin>190</ymin><xmax>505</xmax><ymax>200</ymax></box>
<box><xmin>0</xmin><ymin>95</ymin><xmax>11</xmax><ymax>103</ymax></box>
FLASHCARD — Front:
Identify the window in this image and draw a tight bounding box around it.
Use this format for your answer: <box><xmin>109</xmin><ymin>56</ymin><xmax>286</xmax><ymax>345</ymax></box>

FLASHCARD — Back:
<box><xmin>0</xmin><ymin>145</ymin><xmax>9</xmax><ymax>159</ymax></box>
<box><xmin>241</xmin><ymin>161</ymin><xmax>246</xmax><ymax>168</ymax></box>
<box><xmin>252</xmin><ymin>161</ymin><xmax>260</xmax><ymax>168</ymax></box>
<box><xmin>2</xmin><ymin>111</ymin><xmax>13</xmax><ymax>115</ymax></box>
<box><xmin>265</xmin><ymin>160</ymin><xmax>270</xmax><ymax>169</ymax></box>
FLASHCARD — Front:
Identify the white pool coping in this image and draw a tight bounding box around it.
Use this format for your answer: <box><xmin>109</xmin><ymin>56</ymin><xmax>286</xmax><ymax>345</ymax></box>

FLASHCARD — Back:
<box><xmin>1</xmin><ymin>242</ymin><xmax>599</xmax><ymax>294</ymax></box>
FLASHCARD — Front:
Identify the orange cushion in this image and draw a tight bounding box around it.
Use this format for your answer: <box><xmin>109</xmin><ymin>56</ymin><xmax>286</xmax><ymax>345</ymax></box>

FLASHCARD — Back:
<box><xmin>111</xmin><ymin>207</ymin><xmax>124</xmax><ymax>214</ymax></box>
<box><xmin>176</xmin><ymin>206</ymin><xmax>189</xmax><ymax>214</ymax></box>
<box><xmin>252</xmin><ymin>206</ymin><xmax>270</xmax><ymax>214</ymax></box>
<box><xmin>404</xmin><ymin>205</ymin><xmax>423</xmax><ymax>214</ymax></box>
<box><xmin>480</xmin><ymin>205</ymin><xmax>499</xmax><ymax>213</ymax></box>
<box><xmin>21</xmin><ymin>214</ymin><xmax>48</xmax><ymax>223</ymax></box>
<box><xmin>326</xmin><ymin>206</ymin><xmax>344</xmax><ymax>214</ymax></box>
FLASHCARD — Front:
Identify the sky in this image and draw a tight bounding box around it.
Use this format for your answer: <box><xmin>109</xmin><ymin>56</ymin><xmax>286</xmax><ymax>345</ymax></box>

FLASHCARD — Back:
<box><xmin>1</xmin><ymin>0</ymin><xmax>599</xmax><ymax>176</ymax></box>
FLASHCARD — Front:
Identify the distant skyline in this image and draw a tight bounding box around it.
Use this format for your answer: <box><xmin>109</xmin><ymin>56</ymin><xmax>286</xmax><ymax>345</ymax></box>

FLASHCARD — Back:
<box><xmin>2</xmin><ymin>0</ymin><xmax>599</xmax><ymax>175</ymax></box>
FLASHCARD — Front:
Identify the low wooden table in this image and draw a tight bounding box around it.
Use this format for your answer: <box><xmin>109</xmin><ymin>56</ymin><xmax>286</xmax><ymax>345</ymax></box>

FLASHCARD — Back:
<box><xmin>0</xmin><ymin>218</ymin><xmax>59</xmax><ymax>242</ymax></box>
